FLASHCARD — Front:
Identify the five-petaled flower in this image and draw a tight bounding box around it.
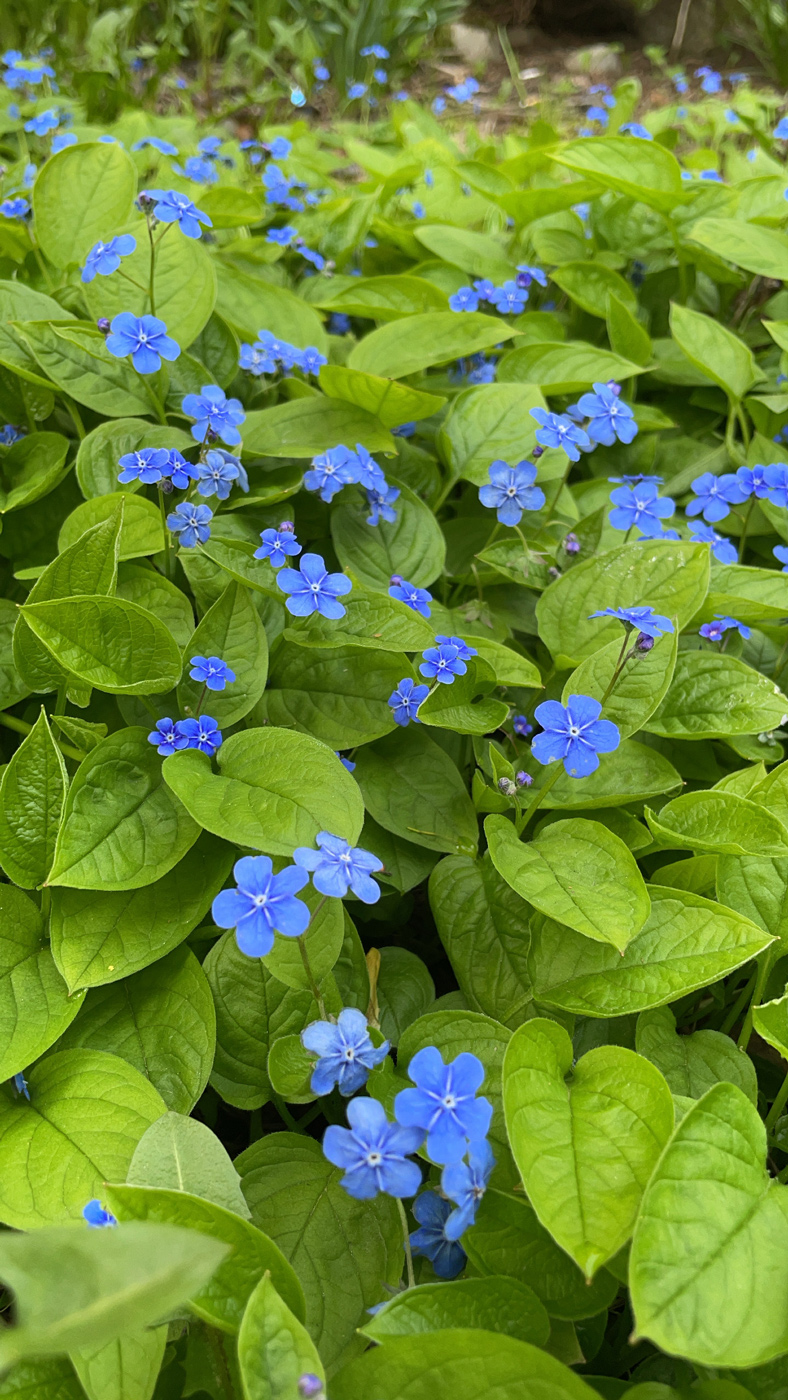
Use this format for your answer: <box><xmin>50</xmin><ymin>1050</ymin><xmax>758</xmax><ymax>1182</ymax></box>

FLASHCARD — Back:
<box><xmin>687</xmin><ymin>471</ymin><xmax>747</xmax><ymax>523</ymax></box>
<box><xmin>366</xmin><ymin>482</ymin><xmax>399</xmax><ymax>525</ymax></box>
<box><xmin>294</xmin><ymin>831</ymin><xmax>383</xmax><ymax>903</ymax></box>
<box><xmin>148</xmin><ymin>717</ymin><xmax>188</xmax><ymax>755</ymax></box>
<box><xmin>255</xmin><ymin>526</ymin><xmax>302</xmax><ymax>568</ymax></box>
<box><xmin>118</xmin><ymin>446</ymin><xmax>170</xmax><ymax>484</ymax></box>
<box><xmin>478</xmin><ymin>459</ymin><xmax>545</xmax><ymax>526</ymax></box>
<box><xmin>441</xmin><ymin>1137</ymin><xmax>496</xmax><ymax>1239</ymax></box>
<box><xmin>323</xmin><ymin>1096</ymin><xmax>423</xmax><ymax>1200</ymax></box>
<box><xmin>532</xmin><ymin>694</ymin><xmax>620</xmax><ymax>778</ymax></box>
<box><xmin>166</xmin><ymin>501</ymin><xmax>213</xmax><ymax>547</ymax></box>
<box><xmin>83</xmin><ymin>1199</ymin><xmax>117</xmax><ymax>1228</ymax></box>
<box><xmin>531</xmin><ymin>408</ymin><xmax>591</xmax><ymax>462</ymax></box>
<box><xmin>196</xmin><ymin>449</ymin><xmax>241</xmax><ymax>500</ymax></box>
<box><xmin>189</xmin><ymin>655</ymin><xmax>236</xmax><ymax>689</ymax></box>
<box><xmin>589</xmin><ymin>606</ymin><xmax>674</xmax><ymax>639</ymax></box>
<box><xmin>0</xmin><ymin>197</ymin><xmax>29</xmax><ymax>219</ymax></box>
<box><xmin>212</xmin><ymin>854</ymin><xmax>310</xmax><ymax>956</ymax></box>
<box><xmin>81</xmin><ymin>234</ymin><xmax>136</xmax><ymax>282</ymax></box>
<box><xmin>513</xmin><ymin>714</ymin><xmax>532</xmax><ymax>737</ymax></box>
<box><xmin>419</xmin><ymin>642</ymin><xmax>467</xmax><ymax>685</ymax></box>
<box><xmin>434</xmin><ymin>635</ymin><xmax>477</xmax><ymax>660</ymax></box>
<box><xmin>409</xmin><ymin>1191</ymin><xmax>467</xmax><ymax>1278</ymax></box>
<box><xmin>105</xmin><ymin>313</ymin><xmax>180</xmax><ymax>374</ymax></box>
<box><xmin>389</xmin><ymin>577</ymin><xmax>432</xmax><ymax>617</ymax></box>
<box><xmin>302</xmin><ymin>1007</ymin><xmax>389</xmax><ymax>1096</ymax></box>
<box><xmin>388</xmin><ymin>677</ymin><xmax>429</xmax><ymax>726</ymax></box>
<box><xmin>735</xmin><ymin>464</ymin><xmax>770</xmax><ymax>498</ymax></box>
<box><xmin>490</xmin><ymin>280</ymin><xmax>527</xmax><ymax>315</ymax></box>
<box><xmin>699</xmin><ymin>615</ymin><xmax>751</xmax><ymax>642</ymax></box>
<box><xmin>143</xmin><ymin>187</ymin><xmax>212</xmax><ymax>238</ymax></box>
<box><xmin>608</xmin><ymin>481</ymin><xmax>675</xmax><ymax>537</ymax></box>
<box><xmin>449</xmin><ymin>286</ymin><xmax>479</xmax><ymax>313</ymax></box>
<box><xmin>178</xmin><ymin>716</ymin><xmax>222</xmax><ymax>755</ymax></box>
<box><xmin>182</xmin><ymin>385</ymin><xmax>245</xmax><ymax>445</ymax></box>
<box><xmin>305</xmin><ymin>446</ymin><xmax>358</xmax><ymax>502</ymax></box>
<box><xmin>277</xmin><ymin>553</ymin><xmax>352</xmax><ymax>619</ymax></box>
<box><xmin>688</xmin><ymin>520</ymin><xmax>737</xmax><ymax>564</ymax></box>
<box><xmin>394</xmin><ymin>1047</ymin><xmax>492</xmax><ymax>1165</ymax></box>
<box><xmin>577</xmin><ymin>382</ymin><xmax>638</xmax><ymax>446</ymax></box>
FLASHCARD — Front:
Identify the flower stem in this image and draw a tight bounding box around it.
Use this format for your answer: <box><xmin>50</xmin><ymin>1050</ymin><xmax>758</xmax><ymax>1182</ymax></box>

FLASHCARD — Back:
<box><xmin>194</xmin><ymin>681</ymin><xmax>208</xmax><ymax>718</ymax></box>
<box><xmin>158</xmin><ymin>488</ymin><xmax>174</xmax><ymax>580</ymax></box>
<box><xmin>738</xmin><ymin>951</ymin><xmax>772</xmax><ymax>1050</ymax></box>
<box><xmin>515</xmin><ymin>763</ymin><xmax>563</xmax><ymax>836</ymax></box>
<box><xmin>738</xmin><ymin>496</ymin><xmax>756</xmax><ymax>563</ymax></box>
<box><xmin>147</xmin><ymin>215</ymin><xmax>157</xmax><ymax>316</ymax></box>
<box><xmin>396</xmin><ymin>1197</ymin><xmax>415</xmax><ymax>1289</ymax></box>
<box><xmin>767</xmin><ymin>1067</ymin><xmax>788</xmax><ymax>1134</ymax></box>
<box><xmin>64</xmin><ymin>398</ymin><xmax>86</xmax><ymax>440</ymax></box>
<box><xmin>298</xmin><ymin>934</ymin><xmax>327</xmax><ymax>1019</ymax></box>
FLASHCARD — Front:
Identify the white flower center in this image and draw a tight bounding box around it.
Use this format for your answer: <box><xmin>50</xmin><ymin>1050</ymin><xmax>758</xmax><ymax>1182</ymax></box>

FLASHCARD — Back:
<box><xmin>569</xmin><ymin>725</ymin><xmax>581</xmax><ymax>737</ymax></box>
<box><xmin>254</xmin><ymin>894</ymin><xmax>267</xmax><ymax>907</ymax></box>
<box><xmin>443</xmin><ymin>1094</ymin><xmax>457</xmax><ymax>1110</ymax></box>
<box><xmin>366</xmin><ymin>1151</ymin><xmax>382</xmax><ymax>1167</ymax></box>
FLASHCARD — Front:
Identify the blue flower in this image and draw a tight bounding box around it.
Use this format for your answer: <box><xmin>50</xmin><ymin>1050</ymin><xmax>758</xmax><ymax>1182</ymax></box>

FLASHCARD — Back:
<box><xmin>301</xmin><ymin>346</ymin><xmax>327</xmax><ymax>376</ymax></box>
<box><xmin>696</xmin><ymin>65</ymin><xmax>722</xmax><ymax>93</ymax></box>
<box><xmin>12</xmin><ymin>1071</ymin><xmax>29</xmax><ymax>1100</ymax></box>
<box><xmin>105</xmin><ymin>313</ymin><xmax>180</xmax><ymax>374</ymax></box>
<box><xmin>212</xmin><ymin>854</ymin><xmax>310</xmax><ymax>956</ymax></box>
<box><xmin>473</xmin><ymin>278</ymin><xmax>496</xmax><ymax>302</ymax></box>
<box><xmin>196</xmin><ymin>448</ymin><xmax>240</xmax><ymax>500</ymax></box>
<box><xmin>117</xmin><ymin>446</ymin><xmax>169</xmax><ymax>484</ymax></box>
<box><xmin>294</xmin><ymin>831</ymin><xmax>383</xmax><ymax>903</ymax></box>
<box><xmin>83</xmin><ymin>1200</ymin><xmax>117</xmax><ymax>1228</ymax></box>
<box><xmin>687</xmin><ymin>471</ymin><xmax>747</xmax><ymax>523</ymax></box>
<box><xmin>674</xmin><ymin>74</ymin><xmax>688</xmax><ymax>93</ymax></box>
<box><xmin>490</xmin><ymin>281</ymin><xmax>527</xmax><ymax>315</ymax></box>
<box><xmin>419</xmin><ymin>643</ymin><xmax>467</xmax><ymax>685</ymax></box>
<box><xmin>468</xmin><ymin>357</ymin><xmax>496</xmax><ymax>385</ymax></box>
<box><xmin>392</xmin><ymin>422</ymin><xmax>415</xmax><ymax>438</ymax></box>
<box><xmin>441</xmin><ymin>1138</ymin><xmax>496</xmax><ymax>1240</ymax></box>
<box><xmin>189</xmin><ymin>655</ymin><xmax>236</xmax><ymax>689</ymax></box>
<box><xmin>388</xmin><ymin>677</ymin><xmax>429</xmax><ymax>726</ymax></box>
<box><xmin>608</xmin><ymin>482</ymin><xmax>675</xmax><ymax>537</ymax></box>
<box><xmin>687</xmin><ymin>521</ymin><xmax>737</xmax><ymax>563</ymax></box>
<box><xmin>699</xmin><ymin>615</ymin><xmax>751</xmax><ymax>642</ymax></box>
<box><xmin>239</xmin><ymin>341</ymin><xmax>277</xmax><ymax>375</ymax></box>
<box><xmin>267</xmin><ymin>136</ymin><xmax>292</xmax><ymax>159</ymax></box>
<box><xmin>409</xmin><ymin>1192</ymin><xmax>467</xmax><ymax>1279</ymax></box>
<box><xmin>348</xmin><ymin>82</ymin><xmax>367</xmax><ymax>100</ymax></box>
<box><xmin>182</xmin><ymin>385</ymin><xmax>244</xmax><ymax>446</ymax></box>
<box><xmin>302</xmin><ymin>1007</ymin><xmax>389</xmax><ymax>1096</ymax></box>
<box><xmin>81</xmin><ymin>234</ymin><xmax>137</xmax><ymax>283</ymax></box>
<box><xmin>776</xmin><ymin>545</ymin><xmax>788</xmax><ymax>572</ymax></box>
<box><xmin>323</xmin><ymin>1096</ymin><xmax>423</xmax><ymax>1200</ymax></box>
<box><xmin>351</xmin><ymin>443</ymin><xmax>384</xmax><ymax>490</ymax></box>
<box><xmin>412</xmin><ymin>201</ymin><xmax>426</xmax><ymax>219</ymax></box>
<box><xmin>736</xmin><ymin>464</ymin><xmax>770</xmax><ymax>499</ymax></box>
<box><xmin>394</xmin><ymin>1047</ymin><xmax>492</xmax><ymax>1165</ymax></box>
<box><xmin>478</xmin><ymin>459</ymin><xmax>545</xmax><ymax>526</ymax></box>
<box><xmin>313</xmin><ymin>60</ymin><xmax>330</xmax><ymax>81</ymax></box>
<box><xmin>304</xmin><ymin>445</ymin><xmax>358</xmax><ymax>502</ymax></box>
<box><xmin>388</xmin><ymin>577</ymin><xmax>432</xmax><ymax>616</ymax></box>
<box><xmin>532</xmin><ymin>694</ymin><xmax>620</xmax><ymax>778</ymax></box>
<box><xmin>255</xmin><ymin>526</ymin><xmax>301</xmax><ymax>568</ymax></box>
<box><xmin>586</xmin><ymin>105</ymin><xmax>609</xmax><ymax>126</ymax></box>
<box><xmin>576</xmin><ymin>382</ymin><xmax>638</xmax><ymax>446</ymax></box>
<box><xmin>148</xmin><ymin>717</ymin><xmax>189</xmax><ymax>756</ymax></box>
<box><xmin>434</xmin><ymin>635</ymin><xmax>477</xmax><ymax>661</ymax></box>
<box><xmin>775</xmin><ymin>118</ymin><xmax>788</xmax><ymax>140</ymax></box>
<box><xmin>589</xmin><ymin>606</ymin><xmax>674</xmax><ymax>639</ymax></box>
<box><xmin>337</xmin><ymin>753</ymin><xmax>355</xmax><ymax>772</ymax></box>
<box><xmin>167</xmin><ymin>450</ymin><xmax>198</xmax><ymax>489</ymax></box>
<box><xmin>132</xmin><ymin>136</ymin><xmax>179</xmax><ymax>155</ymax></box>
<box><xmin>446</xmin><ymin>77</ymin><xmax>479</xmax><ymax>103</ymax></box>
<box><xmin>766</xmin><ymin>463</ymin><xmax>788</xmax><ymax>508</ymax></box>
<box><xmin>366</xmin><ymin>483</ymin><xmax>400</xmax><ymax>525</ymax></box>
<box><xmin>197</xmin><ymin>135</ymin><xmax>223</xmax><ymax>158</ymax></box>
<box><xmin>266</xmin><ymin>224</ymin><xmax>296</xmax><ymax>246</ymax></box>
<box><xmin>330</xmin><ymin>313</ymin><xmax>351</xmax><ymax>335</ymax></box>
<box><xmin>177</xmin><ymin>715</ymin><xmax>223</xmax><ymax>755</ymax></box>
<box><xmin>516</xmin><ymin>264</ymin><xmax>548</xmax><ymax>289</ymax></box>
<box><xmin>277</xmin><ymin>553</ymin><xmax>352</xmax><ymax>620</ymax></box>
<box><xmin>174</xmin><ymin>155</ymin><xmax>217</xmax><ymax>184</ymax></box>
<box><xmin>166</xmin><ymin>501</ymin><xmax>213</xmax><ymax>547</ymax></box>
<box><xmin>513</xmin><ymin>714</ymin><xmax>532</xmax><ymax>737</ymax></box>
<box><xmin>52</xmin><ymin>132</ymin><xmax>77</xmax><ymax>153</ymax></box>
<box><xmin>24</xmin><ymin>108</ymin><xmax>59</xmax><ymax>135</ymax></box>
<box><xmin>144</xmin><ymin>187</ymin><xmax>212</xmax><ymax>239</ymax></box>
<box><xmin>620</xmin><ymin>122</ymin><xmax>653</xmax><ymax>139</ymax></box>
<box><xmin>609</xmin><ymin>473</ymin><xmax>662</xmax><ymax>486</ymax></box>
<box><xmin>449</xmin><ymin>286</ymin><xmax>480</xmax><ymax>313</ymax></box>
<box><xmin>360</xmin><ymin>44</ymin><xmax>389</xmax><ymax>58</ymax></box>
<box><xmin>1</xmin><ymin>197</ymin><xmax>30</xmax><ymax>219</ymax></box>
<box><xmin>531</xmin><ymin>408</ymin><xmax>591</xmax><ymax>462</ymax></box>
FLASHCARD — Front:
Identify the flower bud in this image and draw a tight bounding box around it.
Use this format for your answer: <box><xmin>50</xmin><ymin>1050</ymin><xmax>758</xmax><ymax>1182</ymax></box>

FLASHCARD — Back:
<box><xmin>635</xmin><ymin>631</ymin><xmax>654</xmax><ymax>653</ymax></box>
<box><xmin>298</xmin><ymin>1377</ymin><xmax>324</xmax><ymax>1399</ymax></box>
<box><xmin>278</xmin><ymin>520</ymin><xmax>295</xmax><ymax>532</ymax></box>
<box><xmin>548</xmin><ymin>565</ymin><xmax>561</xmax><ymax>580</ymax></box>
<box><xmin>516</xmin><ymin>770</ymin><xmax>533</xmax><ymax>788</ymax></box>
<box><xmin>137</xmin><ymin>190</ymin><xmax>155</xmax><ymax>211</ymax></box>
<box><xmin>606</xmin><ymin>379</ymin><xmax>622</xmax><ymax>395</ymax></box>
<box><xmin>532</xmin><ymin>445</ymin><xmax>544</xmax><ymax>458</ymax></box>
<box><xmin>96</xmin><ymin>317</ymin><xmax>110</xmax><ymax>335</ymax></box>
<box><xmin>497</xmin><ymin>776</ymin><xmax>516</xmax><ymax>797</ymax></box>
<box><xmin>564</xmin><ymin>532</ymin><xmax>580</xmax><ymax>555</ymax></box>
<box><xmin>389</xmin><ymin>574</ymin><xmax>403</xmax><ymax>587</ymax></box>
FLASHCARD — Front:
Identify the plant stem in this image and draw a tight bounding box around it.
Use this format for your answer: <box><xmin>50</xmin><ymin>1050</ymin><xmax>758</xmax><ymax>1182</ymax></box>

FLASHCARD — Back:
<box><xmin>54</xmin><ymin>683</ymin><xmax>67</xmax><ymax>717</ymax></box>
<box><xmin>545</xmin><ymin>459</ymin><xmax>572</xmax><ymax>525</ymax></box>
<box><xmin>719</xmin><ymin>969</ymin><xmax>756</xmax><ymax>1036</ymax></box>
<box><xmin>139</xmin><ymin>374</ymin><xmax>167</xmax><ymax>426</ymax></box>
<box><xmin>147</xmin><ymin>216</ymin><xmax>157</xmax><ymax>316</ymax></box>
<box><xmin>194</xmin><ymin>681</ymin><xmax>208</xmax><ymax>718</ymax></box>
<box><xmin>515</xmin><ymin>763</ymin><xmax>563</xmax><ymax>836</ymax></box>
<box><xmin>738</xmin><ymin>496</ymin><xmax>756</xmax><ymax>563</ymax></box>
<box><xmin>117</xmin><ymin>268</ymin><xmax>152</xmax><ymax>297</ymax></box>
<box><xmin>205</xmin><ymin>1325</ymin><xmax>235</xmax><ymax>1400</ymax></box>
<box><xmin>298</xmin><ymin>934</ymin><xmax>327</xmax><ymax>1019</ymax></box>
<box><xmin>767</xmin><ymin>1068</ymin><xmax>788</xmax><ymax>1134</ymax></box>
<box><xmin>601</xmin><ymin>631</ymin><xmax>634</xmax><ymax>706</ymax></box>
<box><xmin>738</xmin><ymin>952</ymin><xmax>772</xmax><ymax>1050</ymax></box>
<box><xmin>65</xmin><ymin>398</ymin><xmax>86</xmax><ymax>440</ymax></box>
<box><xmin>158</xmin><ymin>488</ymin><xmax>174</xmax><ymax>580</ymax></box>
<box><xmin>397</xmin><ymin>1197</ymin><xmax>415</xmax><ymax>1289</ymax></box>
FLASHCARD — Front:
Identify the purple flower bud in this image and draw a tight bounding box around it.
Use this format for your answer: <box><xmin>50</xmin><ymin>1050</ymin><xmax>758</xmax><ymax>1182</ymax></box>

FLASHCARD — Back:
<box><xmin>205</xmin><ymin>426</ymin><xmax>219</xmax><ymax>443</ymax></box>
<box><xmin>389</xmin><ymin>573</ymin><xmax>403</xmax><ymax>587</ymax></box>
<box><xmin>548</xmin><ymin>565</ymin><xmax>561</xmax><ymax>579</ymax></box>
<box><xmin>278</xmin><ymin>520</ymin><xmax>295</xmax><ymax>532</ymax></box>
<box><xmin>564</xmin><ymin>532</ymin><xmax>580</xmax><ymax>555</ymax></box>
<box><xmin>636</xmin><ymin>631</ymin><xmax>655</xmax><ymax>652</ymax></box>
<box><xmin>497</xmin><ymin>776</ymin><xmax>516</xmax><ymax>796</ymax></box>
<box><xmin>137</xmin><ymin>191</ymin><xmax>155</xmax><ymax>210</ymax></box>
<box><xmin>516</xmin><ymin>770</ymin><xmax>533</xmax><ymax>787</ymax></box>
<box><xmin>532</xmin><ymin>445</ymin><xmax>544</xmax><ymax>458</ymax></box>
<box><xmin>606</xmin><ymin>380</ymin><xmax>622</xmax><ymax>395</ymax></box>
<box><xmin>298</xmin><ymin>1377</ymin><xmax>324</xmax><ymax>1399</ymax></box>
<box><xmin>96</xmin><ymin>317</ymin><xmax>111</xmax><ymax>335</ymax></box>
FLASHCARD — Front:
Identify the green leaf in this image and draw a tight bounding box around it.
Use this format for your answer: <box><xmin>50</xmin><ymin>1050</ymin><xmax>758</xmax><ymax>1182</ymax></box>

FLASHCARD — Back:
<box><xmin>0</xmin><ymin>1358</ymin><xmax>90</xmax><ymax>1399</ymax></box>
<box><xmin>105</xmin><ymin>1184</ymin><xmax>305</xmax><ymax>1334</ymax></box>
<box><xmin>238</xmin><ymin>1273</ymin><xmax>324</xmax><ymax>1400</ymax></box>
<box><xmin>58</xmin><ymin>492</ymin><xmax>164</xmax><ymax>559</ymax></box>
<box><xmin>753</xmin><ymin>993</ymin><xmax>788</xmax><ymax>1064</ymax></box>
<box><xmin>12</xmin><ymin>322</ymin><xmax>156</xmax><ymax>418</ymax></box>
<box><xmin>530</xmin><ymin>886</ymin><xmax>774</xmax><ymax>1017</ymax></box>
<box><xmin>347</xmin><ymin>312</ymin><xmax>516</xmax><ymax>379</ymax></box>
<box><xmin>47</xmin><ymin>725</ymin><xmax>198</xmax><ymax>891</ymax></box>
<box><xmin>177</xmin><ymin>580</ymin><xmax>267</xmax><ymax>727</ymax></box>
<box><xmin>429</xmin><ymin>855</ymin><xmax>533</xmax><ymax>1028</ymax></box>
<box><xmin>645</xmin><ymin>651</ymin><xmax>788</xmax><ymax>739</ymax></box>
<box><xmin>486</xmin><ymin>815</ymin><xmax>650</xmax><ymax>952</ymax></box>
<box><xmin>419</xmin><ymin>658</ymin><xmax>509</xmax><ymax>736</ymax></box>
<box><xmin>497</xmin><ymin>341</ymin><xmax>645</xmax><ymax>393</ymax></box>
<box><xmin>257</xmin><ymin>642</ymin><xmax>407</xmax><ymax>748</ymax></box>
<box><xmin>352</xmin><ymin>728</ymin><xmax>478</xmax><ymax>856</ymax></box>
<box><xmin>463</xmin><ymin>1188</ymin><xmax>618</xmax><ymax>1320</ymax></box>
<box><xmin>319</xmin><ymin>365</ymin><xmax>446</xmax><ymax>427</ymax></box>
<box><xmin>503</xmin><ymin>1018</ymin><xmax>673</xmax><ymax>1277</ymax></box>
<box><xmin>283</xmin><ymin>581</ymin><xmax>434</xmax><ymax>654</ymax></box>
<box><xmin>0</xmin><ymin>1222</ymin><xmax>226</xmax><ymax>1369</ymax></box>
<box><xmin>702</xmin><ymin>563</ymin><xmax>788</xmax><ymax>625</ymax></box>
<box><xmin>646</xmin><ymin>790</ymin><xmax>788</xmax><ymax>857</ymax></box>
<box><xmin>21</xmin><ymin>596</ymin><xmax>182</xmax><ymax>696</ymax></box>
<box><xmin>50</xmin><ymin>832</ymin><xmax>232</xmax><ymax>991</ymax></box>
<box><xmin>127</xmin><ymin>1111</ymin><xmax>251</xmax><ymax>1218</ymax></box>
<box><xmin>0</xmin><ymin>598</ymin><xmax>29</xmax><ymax>710</ymax></box>
<box><xmin>670</xmin><ymin>303</ymin><xmax>762</xmax><ymax>401</ymax></box>
<box><xmin>436</xmin><ymin>383</ymin><xmax>548</xmax><ymax>487</ymax></box>
<box><xmin>0</xmin><ymin>279</ymin><xmax>75</xmax><ymax>388</ymax></box>
<box><xmin>415</xmin><ymin>225</ymin><xmax>514</xmax><ymax>279</ymax></box>
<box><xmin>265</xmin><ymin>881</ymin><xmax>346</xmax><ymax>992</ymax></box>
<box><xmin>563</xmin><ymin>628</ymin><xmax>678</xmax><ymax>740</ymax></box>
<box><xmin>377</xmin><ymin>946</ymin><xmax>435</xmax><ymax>1043</ymax></box>
<box><xmin>117</xmin><ymin>563</ymin><xmax>195</xmax><ymax>650</ymax></box>
<box><xmin>319</xmin><ymin>273</ymin><xmax>450</xmax><ymax>319</ymax></box>
<box><xmin>500</xmin><ymin>181</ymin><xmax>602</xmax><ymax>225</ymax></box>
<box><xmin>361</xmin><ymin>1276</ymin><xmax>550</xmax><ymax>1347</ymax></box>
<box><xmin>70</xmin><ymin>1328</ymin><xmax>167</xmax><ymax>1400</ymax></box>
<box><xmin>75</xmin><ymin>418</ymin><xmax>192</xmax><ymax>498</ymax></box>
<box><xmin>163</xmin><ymin>728</ymin><xmax>364</xmax><ymax>855</ymax></box>
<box><xmin>630</xmin><ymin>1084</ymin><xmax>788</xmax><ymax>1367</ymax></box>
<box><xmin>689</xmin><ymin>218</ymin><xmax>788</xmax><ymax>280</ymax></box>
<box><xmin>636</xmin><ymin>1005</ymin><xmax>758</xmax><ymax>1103</ymax></box>
<box><xmin>553</xmin><ymin>136</ymin><xmax>684</xmax><ymax>212</ymax></box>
<box><xmin>82</xmin><ymin>218</ymin><xmax>216</xmax><ymax>346</ymax></box>
<box><xmin>242</xmin><ymin>396</ymin><xmax>394</xmax><ymax>457</ymax></box>
<box><xmin>0</xmin><ymin>432</ymin><xmax>70</xmax><ymax>514</ymax></box>
<box><xmin>0</xmin><ymin>1049</ymin><xmax>165</xmax><ymax>1229</ymax></box>
<box><xmin>332</xmin><ymin>1329</ymin><xmax>606</xmax><ymax>1400</ymax></box>
<box><xmin>32</xmin><ymin>141</ymin><xmax>137</xmax><ymax>268</ymax></box>
<box><xmin>237</xmin><ymin>1132</ymin><xmax>402</xmax><ymax>1374</ymax></box>
<box><xmin>551</xmin><ymin>261</ymin><xmax>637</xmax><ymax>319</ymax></box>
<box><xmin>197</xmin><ymin>185</ymin><xmax>263</xmax><ymax>227</ymax></box>
<box><xmin>606</xmin><ymin>293</ymin><xmax>652</xmax><ymax>367</ymax></box>
<box><xmin>214</xmin><ymin>260</ymin><xmax>327</xmax><ymax>350</ymax></box>
<box><xmin>537</xmin><ymin>540</ymin><xmax>711</xmax><ymax>667</ymax></box>
<box><xmin>54</xmin><ymin>946</ymin><xmax>215</xmax><ymax>1113</ymax></box>
<box><xmin>196</xmin><ymin>534</ymin><xmax>281</xmax><ymax>599</ymax></box>
<box><xmin>0</xmin><ymin>885</ymin><xmax>83</xmax><ymax>1082</ymax></box>
<box><xmin>0</xmin><ymin>709</ymin><xmax>67</xmax><ymax>889</ymax></box>
<box><xmin>331</xmin><ymin>479</ymin><xmax>446</xmax><ymax>589</ymax></box>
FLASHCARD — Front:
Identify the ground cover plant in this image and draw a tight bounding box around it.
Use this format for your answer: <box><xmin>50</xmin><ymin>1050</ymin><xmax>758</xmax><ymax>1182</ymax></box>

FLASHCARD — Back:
<box><xmin>6</xmin><ymin>50</ymin><xmax>788</xmax><ymax>1400</ymax></box>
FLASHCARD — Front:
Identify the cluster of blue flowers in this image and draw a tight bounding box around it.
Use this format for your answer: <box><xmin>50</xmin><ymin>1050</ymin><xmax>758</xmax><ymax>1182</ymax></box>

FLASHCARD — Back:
<box><xmin>305</xmin><ymin>442</ymin><xmax>399</xmax><ymax>524</ymax></box>
<box><xmin>147</xmin><ymin>654</ymin><xmax>235</xmax><ymax>760</ymax></box>
<box><xmin>265</xmin><ymin>224</ymin><xmax>326</xmax><ymax>270</ymax></box>
<box><xmin>386</xmin><ymin>635</ymin><xmax>477</xmax><ymax>726</ymax></box>
<box><xmin>449</xmin><ymin>265</ymin><xmax>547</xmax><ymax>316</ymax></box>
<box><xmin>448</xmin><ymin>353</ymin><xmax>497</xmax><ymax>385</ymax></box>
<box><xmin>2</xmin><ymin>49</ymin><xmax>55</xmax><ymax>90</ymax></box>
<box><xmin>239</xmin><ymin>329</ymin><xmax>326</xmax><ymax>378</ymax></box>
